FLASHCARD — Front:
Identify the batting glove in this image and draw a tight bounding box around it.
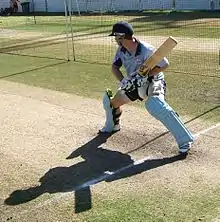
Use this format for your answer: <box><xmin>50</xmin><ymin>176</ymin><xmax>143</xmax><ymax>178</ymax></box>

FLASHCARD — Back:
<box><xmin>147</xmin><ymin>75</ymin><xmax>154</xmax><ymax>83</ymax></box>
<box><xmin>120</xmin><ymin>78</ymin><xmax>129</xmax><ymax>88</ymax></box>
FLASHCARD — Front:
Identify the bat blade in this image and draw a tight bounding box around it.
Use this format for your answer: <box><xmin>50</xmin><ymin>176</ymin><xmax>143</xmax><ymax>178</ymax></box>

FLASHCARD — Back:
<box><xmin>137</xmin><ymin>36</ymin><xmax>178</xmax><ymax>76</ymax></box>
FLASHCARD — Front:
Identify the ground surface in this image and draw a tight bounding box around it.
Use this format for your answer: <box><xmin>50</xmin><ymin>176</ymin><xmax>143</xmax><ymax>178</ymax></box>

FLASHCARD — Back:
<box><xmin>0</xmin><ymin>80</ymin><xmax>219</xmax><ymax>221</ymax></box>
<box><xmin>0</xmin><ymin>14</ymin><xmax>219</xmax><ymax>221</ymax></box>
<box><xmin>0</xmin><ymin>29</ymin><xmax>219</xmax><ymax>53</ymax></box>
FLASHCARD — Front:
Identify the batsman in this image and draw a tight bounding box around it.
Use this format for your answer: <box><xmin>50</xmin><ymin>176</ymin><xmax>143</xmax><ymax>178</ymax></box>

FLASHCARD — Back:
<box><xmin>100</xmin><ymin>21</ymin><xmax>194</xmax><ymax>154</ymax></box>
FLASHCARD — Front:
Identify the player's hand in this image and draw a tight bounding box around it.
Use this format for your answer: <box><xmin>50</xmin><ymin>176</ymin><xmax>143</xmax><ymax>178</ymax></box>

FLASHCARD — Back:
<box><xmin>120</xmin><ymin>78</ymin><xmax>129</xmax><ymax>88</ymax></box>
<box><xmin>120</xmin><ymin>78</ymin><xmax>134</xmax><ymax>91</ymax></box>
<box><xmin>132</xmin><ymin>74</ymin><xmax>148</xmax><ymax>87</ymax></box>
<box><xmin>147</xmin><ymin>75</ymin><xmax>154</xmax><ymax>83</ymax></box>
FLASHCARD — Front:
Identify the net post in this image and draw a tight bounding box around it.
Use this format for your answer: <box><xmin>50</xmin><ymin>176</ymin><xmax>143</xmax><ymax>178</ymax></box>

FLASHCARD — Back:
<box><xmin>68</xmin><ymin>0</ymin><xmax>76</xmax><ymax>61</ymax></box>
<box><xmin>64</xmin><ymin>0</ymin><xmax>70</xmax><ymax>61</ymax></box>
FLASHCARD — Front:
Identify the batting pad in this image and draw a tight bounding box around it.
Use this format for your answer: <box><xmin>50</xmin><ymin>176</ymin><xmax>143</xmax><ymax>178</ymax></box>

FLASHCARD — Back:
<box><xmin>145</xmin><ymin>96</ymin><xmax>194</xmax><ymax>147</ymax></box>
<box><xmin>101</xmin><ymin>91</ymin><xmax>115</xmax><ymax>132</ymax></box>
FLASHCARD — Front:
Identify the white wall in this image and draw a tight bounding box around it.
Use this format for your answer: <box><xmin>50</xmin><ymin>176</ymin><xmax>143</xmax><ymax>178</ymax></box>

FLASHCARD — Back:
<box><xmin>47</xmin><ymin>0</ymin><xmax>64</xmax><ymax>12</ymax></box>
<box><xmin>111</xmin><ymin>0</ymin><xmax>142</xmax><ymax>11</ymax></box>
<box><xmin>175</xmin><ymin>0</ymin><xmax>217</xmax><ymax>10</ymax></box>
<box><xmin>0</xmin><ymin>0</ymin><xmax>10</xmax><ymax>9</ymax></box>
<box><xmin>33</xmin><ymin>0</ymin><xmax>46</xmax><ymax>12</ymax></box>
<box><xmin>71</xmin><ymin>0</ymin><xmax>172</xmax><ymax>12</ymax></box>
<box><xmin>30</xmin><ymin>0</ymin><xmax>154</xmax><ymax>12</ymax></box>
<box><xmin>142</xmin><ymin>0</ymin><xmax>173</xmax><ymax>10</ymax></box>
<box><xmin>11</xmin><ymin>0</ymin><xmax>219</xmax><ymax>12</ymax></box>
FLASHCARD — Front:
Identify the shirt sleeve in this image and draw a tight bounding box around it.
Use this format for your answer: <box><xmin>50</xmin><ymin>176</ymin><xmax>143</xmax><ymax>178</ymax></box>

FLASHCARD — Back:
<box><xmin>112</xmin><ymin>48</ymin><xmax>122</xmax><ymax>68</ymax></box>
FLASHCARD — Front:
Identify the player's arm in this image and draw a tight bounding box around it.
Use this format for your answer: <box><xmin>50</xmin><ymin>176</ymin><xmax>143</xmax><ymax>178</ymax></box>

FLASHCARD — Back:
<box><xmin>111</xmin><ymin>64</ymin><xmax>124</xmax><ymax>82</ymax></box>
<box><xmin>111</xmin><ymin>49</ymin><xmax>125</xmax><ymax>82</ymax></box>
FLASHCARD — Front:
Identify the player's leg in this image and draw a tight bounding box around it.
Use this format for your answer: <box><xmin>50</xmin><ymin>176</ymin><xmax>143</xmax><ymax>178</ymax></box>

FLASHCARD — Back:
<box><xmin>145</xmin><ymin>79</ymin><xmax>194</xmax><ymax>153</ymax></box>
<box><xmin>99</xmin><ymin>89</ymin><xmax>130</xmax><ymax>133</ymax></box>
<box><xmin>100</xmin><ymin>78</ymin><xmax>148</xmax><ymax>133</ymax></box>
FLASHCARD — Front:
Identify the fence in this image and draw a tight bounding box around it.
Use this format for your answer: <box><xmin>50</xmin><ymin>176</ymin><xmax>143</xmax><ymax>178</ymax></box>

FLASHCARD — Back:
<box><xmin>1</xmin><ymin>0</ymin><xmax>220</xmax><ymax>13</ymax></box>
<box><xmin>0</xmin><ymin>3</ymin><xmax>219</xmax><ymax>119</ymax></box>
<box><xmin>0</xmin><ymin>2</ymin><xmax>219</xmax><ymax>74</ymax></box>
<box><xmin>31</xmin><ymin>0</ymin><xmax>220</xmax><ymax>12</ymax></box>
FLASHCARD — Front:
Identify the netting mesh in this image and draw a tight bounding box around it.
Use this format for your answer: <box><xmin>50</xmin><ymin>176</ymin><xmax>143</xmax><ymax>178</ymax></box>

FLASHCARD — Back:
<box><xmin>0</xmin><ymin>0</ymin><xmax>219</xmax><ymax>120</ymax></box>
<box><xmin>71</xmin><ymin>11</ymin><xmax>219</xmax><ymax>78</ymax></box>
<box><xmin>0</xmin><ymin>0</ymin><xmax>219</xmax><ymax>75</ymax></box>
<box><xmin>0</xmin><ymin>15</ymin><xmax>71</xmax><ymax>60</ymax></box>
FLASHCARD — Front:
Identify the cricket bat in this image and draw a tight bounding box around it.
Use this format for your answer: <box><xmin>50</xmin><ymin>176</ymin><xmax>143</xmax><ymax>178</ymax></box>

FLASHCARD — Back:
<box><xmin>137</xmin><ymin>36</ymin><xmax>178</xmax><ymax>77</ymax></box>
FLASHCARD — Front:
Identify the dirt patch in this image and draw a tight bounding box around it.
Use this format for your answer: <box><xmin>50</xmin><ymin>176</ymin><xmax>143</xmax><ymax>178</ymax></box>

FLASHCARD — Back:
<box><xmin>0</xmin><ymin>29</ymin><xmax>49</xmax><ymax>39</ymax></box>
<box><xmin>0</xmin><ymin>80</ymin><xmax>219</xmax><ymax>221</ymax></box>
<box><xmin>75</xmin><ymin>34</ymin><xmax>220</xmax><ymax>53</ymax></box>
<box><xmin>0</xmin><ymin>29</ymin><xmax>219</xmax><ymax>53</ymax></box>
<box><xmin>174</xmin><ymin>18</ymin><xmax>220</xmax><ymax>27</ymax></box>
<box><xmin>0</xmin><ymin>80</ymin><xmax>219</xmax><ymax>176</ymax></box>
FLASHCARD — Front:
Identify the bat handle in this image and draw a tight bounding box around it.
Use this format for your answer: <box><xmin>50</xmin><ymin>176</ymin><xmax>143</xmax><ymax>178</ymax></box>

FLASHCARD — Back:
<box><xmin>137</xmin><ymin>68</ymin><xmax>151</xmax><ymax>77</ymax></box>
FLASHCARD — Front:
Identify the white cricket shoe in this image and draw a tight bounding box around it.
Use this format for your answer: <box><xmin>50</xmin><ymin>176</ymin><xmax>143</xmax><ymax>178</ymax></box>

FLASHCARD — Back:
<box><xmin>99</xmin><ymin>124</ymin><xmax>120</xmax><ymax>134</ymax></box>
<box><xmin>179</xmin><ymin>142</ymin><xmax>193</xmax><ymax>154</ymax></box>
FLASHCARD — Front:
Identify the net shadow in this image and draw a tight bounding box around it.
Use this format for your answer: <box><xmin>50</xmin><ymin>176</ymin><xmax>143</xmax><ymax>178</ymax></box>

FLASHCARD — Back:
<box><xmin>0</xmin><ymin>61</ymin><xmax>68</xmax><ymax>79</ymax></box>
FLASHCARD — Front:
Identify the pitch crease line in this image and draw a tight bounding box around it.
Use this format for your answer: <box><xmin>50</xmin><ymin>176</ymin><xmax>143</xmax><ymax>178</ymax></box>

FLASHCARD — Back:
<box><xmin>194</xmin><ymin>123</ymin><xmax>220</xmax><ymax>138</ymax></box>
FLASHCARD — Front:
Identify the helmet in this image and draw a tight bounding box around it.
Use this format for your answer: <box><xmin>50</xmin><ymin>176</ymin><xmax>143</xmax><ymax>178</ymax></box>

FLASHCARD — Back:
<box><xmin>109</xmin><ymin>21</ymin><xmax>134</xmax><ymax>37</ymax></box>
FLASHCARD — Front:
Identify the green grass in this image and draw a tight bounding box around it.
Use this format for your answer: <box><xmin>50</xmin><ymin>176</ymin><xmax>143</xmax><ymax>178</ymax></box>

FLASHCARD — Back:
<box><xmin>0</xmin><ymin>11</ymin><xmax>220</xmax><ymax>38</ymax></box>
<box><xmin>3</xmin><ymin>42</ymin><xmax>217</xmax><ymax>123</ymax></box>
<box><xmin>0</xmin><ymin>42</ymin><xmax>71</xmax><ymax>60</ymax></box>
<box><xmin>0</xmin><ymin>13</ymin><xmax>220</xmax><ymax>221</ymax></box>
<box><xmin>0</xmin><ymin>46</ymin><xmax>219</xmax><ymax>123</ymax></box>
<box><xmin>78</xmin><ymin>185</ymin><xmax>220</xmax><ymax>222</ymax></box>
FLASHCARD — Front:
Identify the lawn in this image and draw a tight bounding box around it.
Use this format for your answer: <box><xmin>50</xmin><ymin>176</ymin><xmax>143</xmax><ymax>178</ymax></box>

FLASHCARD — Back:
<box><xmin>0</xmin><ymin>11</ymin><xmax>220</xmax><ymax>38</ymax></box>
<box><xmin>0</xmin><ymin>42</ymin><xmax>219</xmax><ymax>122</ymax></box>
<box><xmin>0</xmin><ymin>12</ymin><xmax>220</xmax><ymax>222</ymax></box>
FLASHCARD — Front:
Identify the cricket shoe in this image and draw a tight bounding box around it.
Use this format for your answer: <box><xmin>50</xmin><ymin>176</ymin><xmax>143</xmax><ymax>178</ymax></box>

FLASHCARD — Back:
<box><xmin>99</xmin><ymin>124</ymin><xmax>120</xmax><ymax>134</ymax></box>
<box><xmin>178</xmin><ymin>142</ymin><xmax>193</xmax><ymax>154</ymax></box>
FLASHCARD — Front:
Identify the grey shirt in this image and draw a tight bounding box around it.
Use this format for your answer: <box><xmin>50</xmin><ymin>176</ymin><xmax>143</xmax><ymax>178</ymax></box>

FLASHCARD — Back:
<box><xmin>113</xmin><ymin>39</ymin><xmax>169</xmax><ymax>80</ymax></box>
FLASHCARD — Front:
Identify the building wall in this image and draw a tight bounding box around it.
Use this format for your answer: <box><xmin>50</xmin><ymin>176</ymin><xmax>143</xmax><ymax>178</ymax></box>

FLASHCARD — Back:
<box><xmin>142</xmin><ymin>0</ymin><xmax>173</xmax><ymax>10</ymax></box>
<box><xmin>1</xmin><ymin>0</ymin><xmax>219</xmax><ymax>12</ymax></box>
<box><xmin>33</xmin><ymin>0</ymin><xmax>46</xmax><ymax>12</ymax></box>
<box><xmin>175</xmin><ymin>0</ymin><xmax>220</xmax><ymax>10</ymax></box>
<box><xmin>47</xmin><ymin>0</ymin><xmax>62</xmax><ymax>12</ymax></box>
<box><xmin>0</xmin><ymin>0</ymin><xmax>10</xmax><ymax>9</ymax></box>
<box><xmin>65</xmin><ymin>0</ymin><xmax>220</xmax><ymax>12</ymax></box>
<box><xmin>72</xmin><ymin>0</ymin><xmax>173</xmax><ymax>12</ymax></box>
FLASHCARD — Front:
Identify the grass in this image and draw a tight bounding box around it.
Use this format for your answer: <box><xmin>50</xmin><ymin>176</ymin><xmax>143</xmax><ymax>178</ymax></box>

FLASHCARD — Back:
<box><xmin>0</xmin><ymin>45</ymin><xmax>220</xmax><ymax>121</ymax></box>
<box><xmin>77</xmin><ymin>186</ymin><xmax>220</xmax><ymax>222</ymax></box>
<box><xmin>0</xmin><ymin>11</ymin><xmax>220</xmax><ymax>38</ymax></box>
<box><xmin>0</xmin><ymin>14</ymin><xmax>220</xmax><ymax>222</ymax></box>
<box><xmin>0</xmin><ymin>42</ymin><xmax>218</xmax><ymax>122</ymax></box>
<box><xmin>15</xmin><ymin>184</ymin><xmax>219</xmax><ymax>222</ymax></box>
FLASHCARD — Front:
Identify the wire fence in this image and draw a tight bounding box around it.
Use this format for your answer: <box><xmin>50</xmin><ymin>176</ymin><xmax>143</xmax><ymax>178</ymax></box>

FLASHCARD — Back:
<box><xmin>0</xmin><ymin>2</ymin><xmax>219</xmax><ymax>77</ymax></box>
<box><xmin>69</xmin><ymin>11</ymin><xmax>220</xmax><ymax>78</ymax></box>
<box><xmin>0</xmin><ymin>3</ymin><xmax>219</xmax><ymax>118</ymax></box>
<box><xmin>0</xmin><ymin>15</ymin><xmax>71</xmax><ymax>60</ymax></box>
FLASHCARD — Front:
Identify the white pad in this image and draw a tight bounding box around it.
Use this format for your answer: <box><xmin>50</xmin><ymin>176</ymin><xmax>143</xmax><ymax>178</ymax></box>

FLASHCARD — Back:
<box><xmin>101</xmin><ymin>91</ymin><xmax>115</xmax><ymax>132</ymax></box>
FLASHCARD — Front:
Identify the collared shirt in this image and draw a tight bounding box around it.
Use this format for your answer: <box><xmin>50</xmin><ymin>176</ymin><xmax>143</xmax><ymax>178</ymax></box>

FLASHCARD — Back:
<box><xmin>113</xmin><ymin>39</ymin><xmax>169</xmax><ymax>80</ymax></box>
